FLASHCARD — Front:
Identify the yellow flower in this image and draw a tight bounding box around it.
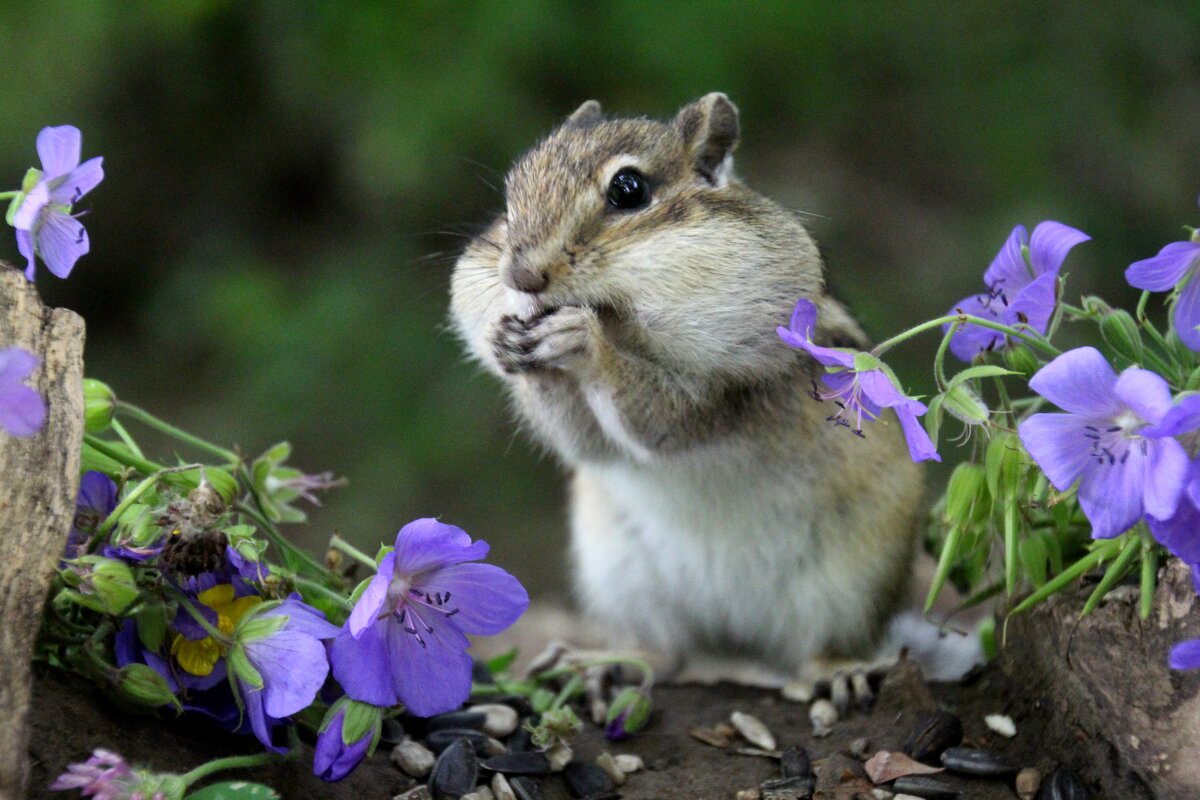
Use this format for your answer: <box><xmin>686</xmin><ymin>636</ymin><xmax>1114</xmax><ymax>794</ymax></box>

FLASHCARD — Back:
<box><xmin>170</xmin><ymin>584</ymin><xmax>262</xmax><ymax>677</ymax></box>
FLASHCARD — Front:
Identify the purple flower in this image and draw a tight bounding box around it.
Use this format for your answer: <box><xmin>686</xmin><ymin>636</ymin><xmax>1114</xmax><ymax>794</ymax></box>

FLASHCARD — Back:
<box><xmin>945</xmin><ymin>222</ymin><xmax>1090</xmax><ymax>362</ymax></box>
<box><xmin>1169</xmin><ymin>638</ymin><xmax>1200</xmax><ymax>670</ymax></box>
<box><xmin>1018</xmin><ymin>347</ymin><xmax>1193</xmax><ymax>538</ymax></box>
<box><xmin>230</xmin><ymin>594</ymin><xmax>341</xmax><ymax>752</ymax></box>
<box><xmin>778</xmin><ymin>299</ymin><xmax>940</xmax><ymax>463</ymax></box>
<box><xmin>49</xmin><ymin>748</ymin><xmax>183</xmax><ymax>800</ymax></box>
<box><xmin>0</xmin><ymin>347</ymin><xmax>45</xmax><ymax>436</ymax></box>
<box><xmin>1126</xmin><ymin>238</ymin><xmax>1200</xmax><ymax>351</ymax></box>
<box><xmin>65</xmin><ymin>471</ymin><xmax>117</xmax><ymax>559</ymax></box>
<box><xmin>330</xmin><ymin>518</ymin><xmax>529</xmax><ymax>716</ymax></box>
<box><xmin>313</xmin><ymin>700</ymin><xmax>381</xmax><ymax>782</ymax></box>
<box><xmin>12</xmin><ymin>126</ymin><xmax>103</xmax><ymax>281</ymax></box>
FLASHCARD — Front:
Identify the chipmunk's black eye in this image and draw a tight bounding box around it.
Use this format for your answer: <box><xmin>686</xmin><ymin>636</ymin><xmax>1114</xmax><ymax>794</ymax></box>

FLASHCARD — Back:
<box><xmin>606</xmin><ymin>168</ymin><xmax>650</xmax><ymax>210</ymax></box>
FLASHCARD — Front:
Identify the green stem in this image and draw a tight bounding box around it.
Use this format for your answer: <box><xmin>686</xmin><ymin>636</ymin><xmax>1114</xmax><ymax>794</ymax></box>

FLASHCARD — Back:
<box><xmin>1140</xmin><ymin>529</ymin><xmax>1158</xmax><ymax>621</ymax></box>
<box><xmin>1059</xmin><ymin>301</ymin><xmax>1090</xmax><ymax>318</ymax></box>
<box><xmin>108</xmin><ymin>418</ymin><xmax>145</xmax><ymax>458</ymax></box>
<box><xmin>874</xmin><ymin>314</ymin><xmax>1061</xmax><ymax>358</ymax></box>
<box><xmin>116</xmin><ymin>401</ymin><xmax>241</xmax><ymax>464</ymax></box>
<box><xmin>0</xmin><ymin>190</ymin><xmax>18</xmax><ymax>200</ymax></box>
<box><xmin>932</xmin><ymin>327</ymin><xmax>954</xmax><ymax>391</ymax></box>
<box><xmin>548</xmin><ymin>674</ymin><xmax>583</xmax><ymax>712</ymax></box>
<box><xmin>84</xmin><ymin>433</ymin><xmax>164</xmax><ymax>474</ymax></box>
<box><xmin>179</xmin><ymin>752</ymin><xmax>277</xmax><ymax>788</ymax></box>
<box><xmin>290</xmin><ymin>574</ymin><xmax>353</xmax><ymax>611</ymax></box>
<box><xmin>169</xmin><ymin>589</ymin><xmax>229</xmax><ymax>643</ymax></box>
<box><xmin>330</xmin><ymin>535</ymin><xmax>379</xmax><ymax>570</ymax></box>
<box><xmin>1007</xmin><ymin>537</ymin><xmax>1123</xmax><ymax>618</ymax></box>
<box><xmin>236</xmin><ymin>501</ymin><xmax>332</xmax><ymax>579</ymax></box>
<box><xmin>1080</xmin><ymin>532</ymin><xmax>1141</xmax><ymax>617</ymax></box>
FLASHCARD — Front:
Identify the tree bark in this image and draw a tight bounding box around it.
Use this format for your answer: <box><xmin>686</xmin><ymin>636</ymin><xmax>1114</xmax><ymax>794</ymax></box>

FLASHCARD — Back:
<box><xmin>0</xmin><ymin>264</ymin><xmax>85</xmax><ymax>800</ymax></box>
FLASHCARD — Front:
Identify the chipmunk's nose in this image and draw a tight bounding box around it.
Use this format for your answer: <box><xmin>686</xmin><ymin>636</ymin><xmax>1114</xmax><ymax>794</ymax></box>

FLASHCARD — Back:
<box><xmin>500</xmin><ymin>251</ymin><xmax>549</xmax><ymax>294</ymax></box>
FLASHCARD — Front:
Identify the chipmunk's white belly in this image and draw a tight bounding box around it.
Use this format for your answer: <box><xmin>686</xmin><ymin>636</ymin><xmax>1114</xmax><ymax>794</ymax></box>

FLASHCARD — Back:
<box><xmin>569</xmin><ymin>448</ymin><xmax>879</xmax><ymax>668</ymax></box>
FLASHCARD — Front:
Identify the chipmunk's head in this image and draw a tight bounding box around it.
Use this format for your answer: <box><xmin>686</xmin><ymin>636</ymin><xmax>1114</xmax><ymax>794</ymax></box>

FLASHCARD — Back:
<box><xmin>497</xmin><ymin>93</ymin><xmax>743</xmax><ymax>303</ymax></box>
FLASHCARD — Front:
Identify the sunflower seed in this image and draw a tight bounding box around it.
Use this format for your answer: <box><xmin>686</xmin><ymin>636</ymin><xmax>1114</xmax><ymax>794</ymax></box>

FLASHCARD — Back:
<box><xmin>613</xmin><ymin>754</ymin><xmax>643</xmax><ymax>774</ymax></box>
<box><xmin>902</xmin><ymin>711</ymin><xmax>963</xmax><ymax>763</ymax></box>
<box><xmin>429</xmin><ymin>711</ymin><xmax>488</xmax><ymax>733</ymax></box>
<box><xmin>481</xmin><ymin>752</ymin><xmax>552</xmax><ymax>776</ymax></box>
<box><xmin>470</xmin><ymin>704</ymin><xmax>520</xmax><ymax>738</ymax></box>
<box><xmin>1036</xmin><ymin>766</ymin><xmax>1089</xmax><ymax>800</ymax></box>
<box><xmin>491</xmin><ymin>773</ymin><xmax>517</xmax><ymax>800</ymax></box>
<box><xmin>891</xmin><ymin>775</ymin><xmax>960</xmax><ymax>799</ymax></box>
<box><xmin>509</xmin><ymin>776</ymin><xmax>544</xmax><ymax>800</ymax></box>
<box><xmin>562</xmin><ymin>762</ymin><xmax>614</xmax><ymax>798</ymax></box>
<box><xmin>393</xmin><ymin>787</ymin><xmax>432</xmax><ymax>800</ymax></box>
<box><xmin>731</xmin><ymin>711</ymin><xmax>777</xmax><ymax>751</ymax></box>
<box><xmin>940</xmin><ymin>747</ymin><xmax>1017</xmax><ymax>777</ymax></box>
<box><xmin>595</xmin><ymin>752</ymin><xmax>626</xmax><ymax>786</ymax></box>
<box><xmin>429</xmin><ymin>738</ymin><xmax>480</xmax><ymax>799</ymax></box>
<box><xmin>760</xmin><ymin>776</ymin><xmax>815</xmax><ymax>800</ymax></box>
<box><xmin>426</xmin><ymin>729</ymin><xmax>493</xmax><ymax>756</ymax></box>
<box><xmin>809</xmin><ymin>699</ymin><xmax>838</xmax><ymax>737</ymax></box>
<box><xmin>1016</xmin><ymin>767</ymin><xmax>1041</xmax><ymax>799</ymax></box>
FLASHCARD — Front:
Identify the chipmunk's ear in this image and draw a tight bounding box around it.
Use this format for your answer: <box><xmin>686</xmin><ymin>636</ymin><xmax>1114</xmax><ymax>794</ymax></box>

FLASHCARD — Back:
<box><xmin>674</xmin><ymin>92</ymin><xmax>739</xmax><ymax>186</ymax></box>
<box><xmin>565</xmin><ymin>100</ymin><xmax>604</xmax><ymax>127</ymax></box>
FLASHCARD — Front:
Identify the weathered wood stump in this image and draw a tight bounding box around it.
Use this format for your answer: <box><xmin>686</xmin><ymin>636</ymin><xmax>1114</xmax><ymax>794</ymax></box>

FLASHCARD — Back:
<box><xmin>0</xmin><ymin>264</ymin><xmax>85</xmax><ymax>799</ymax></box>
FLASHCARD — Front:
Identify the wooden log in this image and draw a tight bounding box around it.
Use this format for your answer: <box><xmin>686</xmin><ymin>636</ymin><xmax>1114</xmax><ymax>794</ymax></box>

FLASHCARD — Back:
<box><xmin>0</xmin><ymin>264</ymin><xmax>85</xmax><ymax>799</ymax></box>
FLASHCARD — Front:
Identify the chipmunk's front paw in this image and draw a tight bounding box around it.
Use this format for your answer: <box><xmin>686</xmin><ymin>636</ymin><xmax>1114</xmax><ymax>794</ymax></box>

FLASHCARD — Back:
<box><xmin>491</xmin><ymin>306</ymin><xmax>602</xmax><ymax>374</ymax></box>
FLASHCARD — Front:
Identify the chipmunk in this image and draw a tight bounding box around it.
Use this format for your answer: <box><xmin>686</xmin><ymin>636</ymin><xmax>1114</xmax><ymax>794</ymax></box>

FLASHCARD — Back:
<box><xmin>450</xmin><ymin>93</ymin><xmax>942</xmax><ymax>684</ymax></box>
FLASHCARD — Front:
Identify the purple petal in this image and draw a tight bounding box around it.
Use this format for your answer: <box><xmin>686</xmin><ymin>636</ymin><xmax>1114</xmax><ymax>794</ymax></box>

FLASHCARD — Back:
<box><xmin>1173</xmin><ymin>273</ymin><xmax>1200</xmax><ymax>352</ymax></box>
<box><xmin>37</xmin><ymin>210</ymin><xmax>89</xmax><ymax>279</ymax></box>
<box><xmin>314</xmin><ymin>710</ymin><xmax>370</xmax><ymax>782</ymax></box>
<box><xmin>0</xmin><ymin>383</ymin><xmax>46</xmax><ymax>437</ymax></box>
<box><xmin>1112</xmin><ymin>367</ymin><xmax>1177</xmax><ymax>425</ymax></box>
<box><xmin>1126</xmin><ymin>241</ymin><xmax>1200</xmax><ymax>292</ymax></box>
<box><xmin>241</xmin><ymin>686</ymin><xmax>287</xmax><ymax>753</ymax></box>
<box><xmin>982</xmin><ymin>225</ymin><xmax>1030</xmax><ymax>290</ymax></box>
<box><xmin>392</xmin><ymin>518</ymin><xmax>490</xmax><ymax>577</ymax></box>
<box><xmin>856</xmin><ymin>369</ymin><xmax>908</xmax><ymax>410</ymax></box>
<box><xmin>895</xmin><ymin>404</ymin><xmax>941</xmax><ymax>463</ymax></box>
<box><xmin>1028</xmin><ymin>347</ymin><xmax>1122</xmax><ymax>417</ymax></box>
<box><xmin>78</xmin><ymin>471</ymin><xmax>118</xmax><ymax>514</ymax></box>
<box><xmin>386</xmin><ymin>612</ymin><xmax>474</xmax><ymax>716</ymax></box>
<box><xmin>348</xmin><ymin>553</ymin><xmax>394</xmax><ymax>638</ymax></box>
<box><xmin>36</xmin><ymin>125</ymin><xmax>82</xmax><ymax>176</ymax></box>
<box><xmin>1027</xmin><ymin>221</ymin><xmax>1090</xmax><ymax>276</ymax></box>
<box><xmin>11</xmin><ymin>183</ymin><xmax>48</xmax><ymax>230</ymax></box>
<box><xmin>820</xmin><ymin>371</ymin><xmax>881</xmax><ymax>420</ymax></box>
<box><xmin>49</xmin><ymin>156</ymin><xmax>104</xmax><ymax>205</ymax></box>
<box><xmin>246</xmin><ymin>629</ymin><xmax>330</xmax><ymax>718</ymax></box>
<box><xmin>1018</xmin><ymin>413</ymin><xmax>1097</xmax><ymax>491</ymax></box>
<box><xmin>331</xmin><ymin>623</ymin><xmax>397</xmax><ymax>706</ymax></box>
<box><xmin>945</xmin><ymin>293</ymin><xmax>1004</xmax><ymax>362</ymax></box>
<box><xmin>16</xmin><ymin>228</ymin><xmax>35</xmax><ymax>280</ymax></box>
<box><xmin>1148</xmin><ymin>491</ymin><xmax>1200</xmax><ymax>564</ymax></box>
<box><xmin>1077</xmin><ymin>448</ymin><xmax>1145</xmax><ymax>538</ymax></box>
<box><xmin>418</xmin><ymin>562</ymin><xmax>529</xmax><ymax>635</ymax></box>
<box><xmin>788</xmin><ymin>298</ymin><xmax>818</xmax><ymax>337</ymax></box>
<box><xmin>1169</xmin><ymin>639</ymin><xmax>1200</xmax><ymax>670</ymax></box>
<box><xmin>1142</xmin><ymin>438</ymin><xmax>1189</xmax><ymax>521</ymax></box>
<box><xmin>1004</xmin><ymin>271</ymin><xmax>1059</xmax><ymax>336</ymax></box>
<box><xmin>264</xmin><ymin>595</ymin><xmax>341</xmax><ymax>640</ymax></box>
<box><xmin>0</xmin><ymin>347</ymin><xmax>37</xmax><ymax>383</ymax></box>
<box><xmin>777</xmin><ymin>326</ymin><xmax>857</xmax><ymax>368</ymax></box>
<box><xmin>1143</xmin><ymin>395</ymin><xmax>1200</xmax><ymax>439</ymax></box>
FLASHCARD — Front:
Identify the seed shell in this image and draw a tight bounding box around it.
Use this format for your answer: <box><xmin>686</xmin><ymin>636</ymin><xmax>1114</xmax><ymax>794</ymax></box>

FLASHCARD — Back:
<box><xmin>429</xmin><ymin>738</ymin><xmax>480</xmax><ymax>800</ymax></box>
<box><xmin>1036</xmin><ymin>766</ymin><xmax>1089</xmax><ymax>800</ymax></box>
<box><xmin>481</xmin><ymin>752</ymin><xmax>553</xmax><ymax>776</ymax></box>
<box><xmin>902</xmin><ymin>711</ymin><xmax>963</xmax><ymax>763</ymax></box>
<box><xmin>731</xmin><ymin>711</ymin><xmax>777</xmax><ymax>751</ymax></box>
<box><xmin>891</xmin><ymin>775</ymin><xmax>960</xmax><ymax>799</ymax></box>
<box><xmin>940</xmin><ymin>747</ymin><xmax>1017</xmax><ymax>777</ymax></box>
<box><xmin>562</xmin><ymin>762</ymin><xmax>615</xmax><ymax>798</ymax></box>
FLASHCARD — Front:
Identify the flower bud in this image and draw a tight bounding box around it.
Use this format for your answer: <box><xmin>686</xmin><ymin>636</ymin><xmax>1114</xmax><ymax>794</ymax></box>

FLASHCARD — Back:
<box><xmin>1099</xmin><ymin>308</ymin><xmax>1143</xmax><ymax>365</ymax></box>
<box><xmin>83</xmin><ymin>378</ymin><xmax>115</xmax><ymax>433</ymax></box>
<box><xmin>60</xmin><ymin>555</ymin><xmax>138</xmax><ymax>615</ymax></box>
<box><xmin>941</xmin><ymin>384</ymin><xmax>989</xmax><ymax>427</ymax></box>
<box><xmin>943</xmin><ymin>462</ymin><xmax>987</xmax><ymax>526</ymax></box>
<box><xmin>115</xmin><ymin>663</ymin><xmax>181</xmax><ymax>710</ymax></box>
<box><xmin>604</xmin><ymin>687</ymin><xmax>652</xmax><ymax>740</ymax></box>
<box><xmin>1080</xmin><ymin>295</ymin><xmax>1113</xmax><ymax>317</ymax></box>
<box><xmin>314</xmin><ymin>699</ymin><xmax>381</xmax><ymax>782</ymax></box>
<box><xmin>1002</xmin><ymin>345</ymin><xmax>1039</xmax><ymax>379</ymax></box>
<box><xmin>985</xmin><ymin>432</ymin><xmax>1025</xmax><ymax>501</ymax></box>
<box><xmin>530</xmin><ymin>705</ymin><xmax>583</xmax><ymax>749</ymax></box>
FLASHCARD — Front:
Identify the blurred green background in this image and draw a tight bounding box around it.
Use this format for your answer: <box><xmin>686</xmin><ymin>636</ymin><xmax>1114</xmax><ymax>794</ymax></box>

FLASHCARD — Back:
<box><xmin>5</xmin><ymin>2</ymin><xmax>1199</xmax><ymax>597</ymax></box>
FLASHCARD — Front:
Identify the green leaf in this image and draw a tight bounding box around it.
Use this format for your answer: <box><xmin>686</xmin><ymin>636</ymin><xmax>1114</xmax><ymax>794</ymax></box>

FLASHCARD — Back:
<box><xmin>1007</xmin><ymin>538</ymin><xmax>1123</xmax><ymax>618</ymax></box>
<box><xmin>944</xmin><ymin>462</ymin><xmax>986</xmax><ymax>524</ymax></box>
<box><xmin>1140</xmin><ymin>538</ymin><xmax>1158</xmax><ymax>620</ymax></box>
<box><xmin>1019</xmin><ymin>529</ymin><xmax>1047</xmax><ymax>588</ymax></box>
<box><xmin>227</xmin><ymin>645</ymin><xmax>263</xmax><ymax>690</ymax></box>
<box><xmin>136</xmin><ymin>601</ymin><xmax>169</xmax><ymax>653</ymax></box>
<box><xmin>923</xmin><ymin>393</ymin><xmax>944</xmax><ymax>450</ymax></box>
<box><xmin>925</xmin><ymin>523</ymin><xmax>962</xmax><ymax>614</ymax></box>
<box><xmin>186</xmin><ymin>782</ymin><xmax>280</xmax><ymax>800</ymax></box>
<box><xmin>1080</xmin><ymin>533</ymin><xmax>1140</xmax><ymax>617</ymax></box>
<box><xmin>944</xmin><ymin>365</ymin><xmax>1017</xmax><ymax>389</ymax></box>
<box><xmin>485</xmin><ymin>648</ymin><xmax>519</xmax><ymax>675</ymax></box>
<box><xmin>985</xmin><ymin>432</ymin><xmax>1023</xmax><ymax>501</ymax></box>
<box><xmin>81</xmin><ymin>439</ymin><xmax>130</xmax><ymax>476</ymax></box>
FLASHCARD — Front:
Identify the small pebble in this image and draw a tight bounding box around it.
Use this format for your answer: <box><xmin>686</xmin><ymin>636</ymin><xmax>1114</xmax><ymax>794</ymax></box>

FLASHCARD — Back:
<box><xmin>849</xmin><ymin>737</ymin><xmax>871</xmax><ymax>759</ymax></box>
<box><xmin>509</xmin><ymin>775</ymin><xmax>544</xmax><ymax>800</ymax></box>
<box><xmin>809</xmin><ymin>699</ymin><xmax>838</xmax><ymax>737</ymax></box>
<box><xmin>872</xmin><ymin>790</ymin><xmax>894</xmax><ymax>800</ymax></box>
<box><xmin>562</xmin><ymin>762</ymin><xmax>615</xmax><ymax>798</ymax></box>
<box><xmin>481</xmin><ymin>752</ymin><xmax>552</xmax><ymax>776</ymax></box>
<box><xmin>891</xmin><ymin>775</ymin><xmax>960</xmax><ymax>799</ymax></box>
<box><xmin>429</xmin><ymin>738</ymin><xmax>479</xmax><ymax>799</ymax></box>
<box><xmin>780</xmin><ymin>746</ymin><xmax>812</xmax><ymax>778</ymax></box>
<box><xmin>1037</xmin><ymin>766</ymin><xmax>1089</xmax><ymax>800</ymax></box>
<box><xmin>475</xmin><ymin>789</ymin><xmax>496</xmax><ymax>800</ymax></box>
<box><xmin>462</xmin><ymin>793</ymin><xmax>488</xmax><ymax>800</ymax></box>
<box><xmin>1016</xmin><ymin>766</ymin><xmax>1042</xmax><ymax>799</ymax></box>
<box><xmin>781</xmin><ymin>680</ymin><xmax>814</xmax><ymax>703</ymax></box>
<box><xmin>595</xmin><ymin>752</ymin><xmax>626</xmax><ymax>786</ymax></box>
<box><xmin>391</xmin><ymin>739</ymin><xmax>437</xmax><ymax>778</ymax></box>
<box><xmin>613</xmin><ymin>753</ymin><xmax>643</xmax><ymax>774</ymax></box>
<box><xmin>940</xmin><ymin>747</ymin><xmax>1017</xmax><ymax>777</ymax></box>
<box><xmin>735</xmin><ymin>790</ymin><xmax>761</xmax><ymax>800</ymax></box>
<box><xmin>903</xmin><ymin>711</ymin><xmax>963</xmax><ymax>763</ymax></box>
<box><xmin>984</xmin><ymin>713</ymin><xmax>1017</xmax><ymax>738</ymax></box>
<box><xmin>545</xmin><ymin>742</ymin><xmax>573</xmax><ymax>771</ymax></box>
<box><xmin>393</xmin><ymin>787</ymin><xmax>432</xmax><ymax>800</ymax></box>
<box><xmin>893</xmin><ymin>795</ymin><xmax>921</xmax><ymax>800</ymax></box>
<box><xmin>491</xmin><ymin>773</ymin><xmax>517</xmax><ymax>800</ymax></box>
<box><xmin>470</xmin><ymin>703</ymin><xmax>521</xmax><ymax>738</ymax></box>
